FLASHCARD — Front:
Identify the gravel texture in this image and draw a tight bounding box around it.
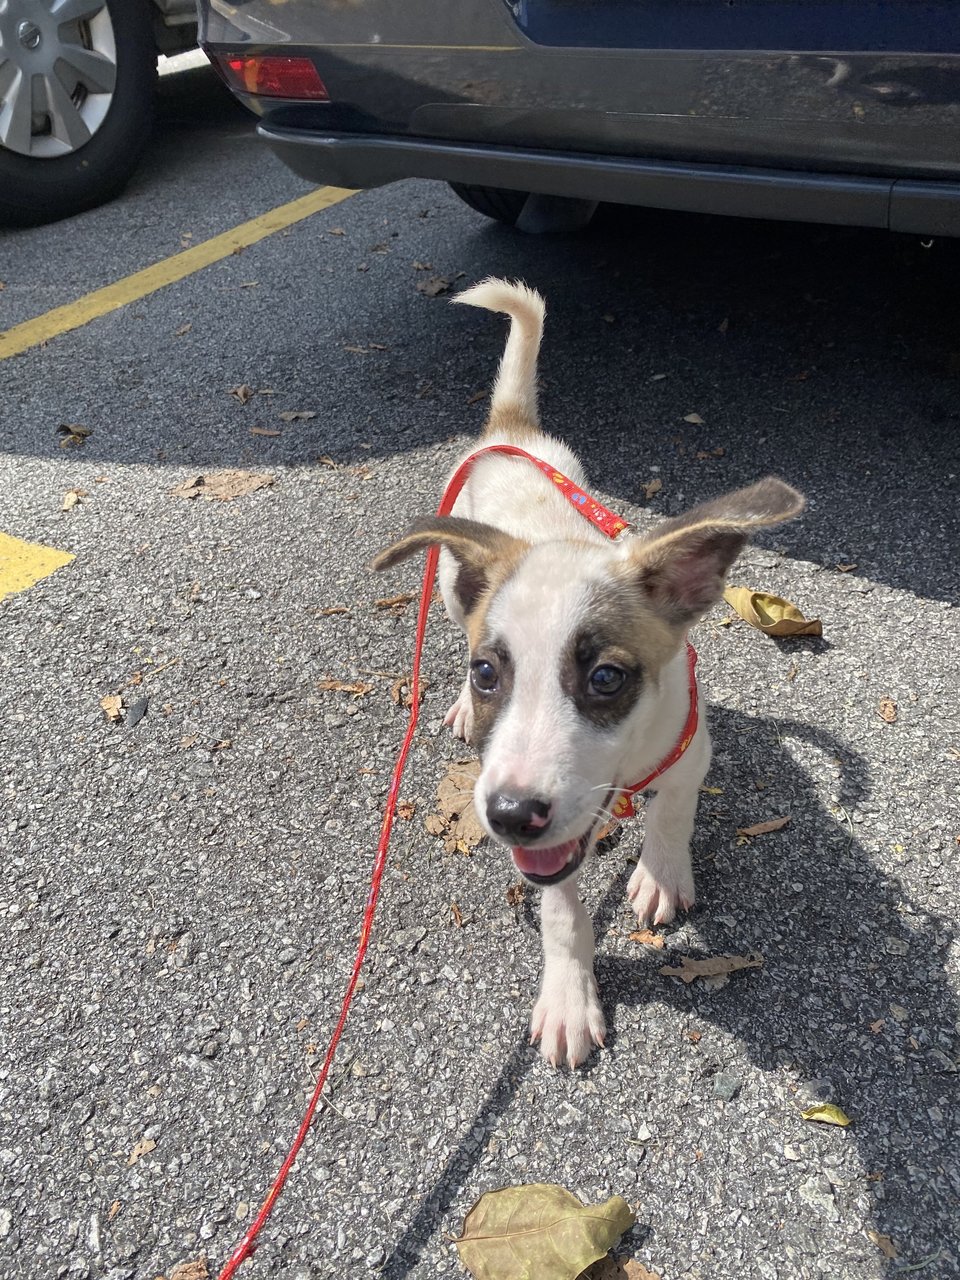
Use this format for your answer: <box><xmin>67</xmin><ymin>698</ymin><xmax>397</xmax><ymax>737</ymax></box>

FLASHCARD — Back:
<box><xmin>0</xmin><ymin>63</ymin><xmax>958</xmax><ymax>1280</ymax></box>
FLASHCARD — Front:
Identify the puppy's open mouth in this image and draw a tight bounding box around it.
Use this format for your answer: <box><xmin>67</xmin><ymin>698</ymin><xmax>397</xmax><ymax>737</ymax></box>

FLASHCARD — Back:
<box><xmin>510</xmin><ymin>790</ymin><xmax>615</xmax><ymax>886</ymax></box>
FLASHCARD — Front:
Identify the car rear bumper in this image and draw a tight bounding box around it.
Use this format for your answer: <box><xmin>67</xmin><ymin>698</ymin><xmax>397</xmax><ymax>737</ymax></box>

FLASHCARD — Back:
<box><xmin>261</xmin><ymin>126</ymin><xmax>960</xmax><ymax>237</ymax></box>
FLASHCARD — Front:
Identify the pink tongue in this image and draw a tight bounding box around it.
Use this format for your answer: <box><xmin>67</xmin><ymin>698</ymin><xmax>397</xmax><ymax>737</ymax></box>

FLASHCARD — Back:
<box><xmin>511</xmin><ymin>838</ymin><xmax>579</xmax><ymax>878</ymax></box>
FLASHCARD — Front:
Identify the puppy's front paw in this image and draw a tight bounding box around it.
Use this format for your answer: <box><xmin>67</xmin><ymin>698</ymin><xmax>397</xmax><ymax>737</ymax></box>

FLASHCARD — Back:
<box><xmin>530</xmin><ymin>968</ymin><xmax>606</xmax><ymax>1069</ymax></box>
<box><xmin>442</xmin><ymin>681</ymin><xmax>474</xmax><ymax>742</ymax></box>
<box><xmin>627</xmin><ymin>849</ymin><xmax>694</xmax><ymax>926</ymax></box>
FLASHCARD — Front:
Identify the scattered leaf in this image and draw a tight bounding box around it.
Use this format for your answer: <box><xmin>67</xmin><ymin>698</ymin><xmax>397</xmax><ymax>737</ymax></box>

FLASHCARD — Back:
<box><xmin>170</xmin><ymin>471</ymin><xmax>274</xmax><ymax>502</ymax></box>
<box><xmin>878</xmin><ymin>698</ymin><xmax>897</xmax><ymax>724</ymax></box>
<box><xmin>801</xmin><ymin>1103</ymin><xmax>851</xmax><ymax>1127</ymax></box>
<box><xmin>174</xmin><ymin>322</ymin><xmax>192</xmax><ymax>337</ymax></box>
<box><xmin>467</xmin><ymin>389</ymin><xmax>488</xmax><ymax>406</ymax></box>
<box><xmin>450</xmin><ymin>901</ymin><xmax>464</xmax><ymax>928</ymax></box>
<box><xmin>62</xmin><ymin>488</ymin><xmax>88</xmax><ymax>511</ymax></box>
<box><xmin>870</xmin><ymin>1018</ymin><xmax>885</xmax><ymax>1034</ymax></box>
<box><xmin>506</xmin><ymin>882</ymin><xmax>525</xmax><ymax>907</ymax></box>
<box><xmin>375</xmin><ymin>592</ymin><xmax>416</xmax><ymax>612</ymax></box>
<box><xmin>686</xmin><ymin>1030</ymin><xmax>702</xmax><ymax>1044</ymax></box>
<box><xmin>227</xmin><ymin>384</ymin><xmax>255</xmax><ymax>404</ymax></box>
<box><xmin>659</xmin><ymin>953</ymin><xmax>763</xmax><ymax>985</ymax></box>
<box><xmin>329</xmin><ymin>227</ymin><xmax>346</xmax><ymax>236</ymax></box>
<box><xmin>700</xmin><ymin>785</ymin><xmax>723</xmax><ymax>795</ymax></box>
<box><xmin>683</xmin><ymin>413</ymin><xmax>705</xmax><ymax>425</ymax></box>
<box><xmin>425</xmin><ymin>760</ymin><xmax>485</xmax><ymax>854</ymax></box>
<box><xmin>396</xmin><ymin>800</ymin><xmax>416</xmax><ymax>821</ymax></box>
<box><xmin>318</xmin><ymin>605</ymin><xmax>351</xmax><ymax>617</ymax></box>
<box><xmin>867</xmin><ymin>1231</ymin><xmax>898</xmax><ymax>1260</ymax></box>
<box><xmin>642</xmin><ymin>477</ymin><xmax>662</xmax><ymax>501</ymax></box>
<box><xmin>250</xmin><ymin>426</ymin><xmax>281</xmax><ymax>437</ymax></box>
<box><xmin>127</xmin><ymin>1137</ymin><xmax>157</xmax><ymax>1166</ymax></box>
<box><xmin>391</xmin><ymin>673</ymin><xmax>427</xmax><ymax>708</ymax></box>
<box><xmin>722</xmin><ymin>587</ymin><xmax>822</xmax><ymax>638</ymax></box>
<box><xmin>278</xmin><ymin>410</ymin><xmax>316</xmax><ymax>422</ymax></box>
<box><xmin>317</xmin><ymin>679</ymin><xmax>373</xmax><ymax>698</ymax></box>
<box><xmin>168</xmin><ymin>1261</ymin><xmax>209</xmax><ymax>1280</ymax></box>
<box><xmin>57</xmin><ymin>423</ymin><xmax>91</xmax><ymax>448</ymax></box>
<box><xmin>100</xmin><ymin>695</ymin><xmax>123</xmax><ymax>724</ymax></box>
<box><xmin>455</xmin><ymin>1184</ymin><xmax>635</xmax><ymax>1280</ymax></box>
<box><xmin>417</xmin><ymin>275</ymin><xmax>452</xmax><ymax>297</ymax></box>
<box><xmin>736</xmin><ymin>816</ymin><xmax>790</xmax><ymax>837</ymax></box>
<box><xmin>108</xmin><ymin>1200</ymin><xmax>121</xmax><ymax>1221</ymax></box>
<box><xmin>836</xmin><ymin>562</ymin><xmax>857</xmax><ymax>573</ymax></box>
<box><xmin>629</xmin><ymin>929</ymin><xmax>665</xmax><ymax>949</ymax></box>
<box><xmin>695</xmin><ymin>446</ymin><xmax>725</xmax><ymax>460</ymax></box>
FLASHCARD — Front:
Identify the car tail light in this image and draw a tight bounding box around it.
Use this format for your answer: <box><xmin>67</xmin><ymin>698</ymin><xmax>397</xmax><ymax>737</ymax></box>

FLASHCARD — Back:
<box><xmin>213</xmin><ymin>54</ymin><xmax>329</xmax><ymax>101</ymax></box>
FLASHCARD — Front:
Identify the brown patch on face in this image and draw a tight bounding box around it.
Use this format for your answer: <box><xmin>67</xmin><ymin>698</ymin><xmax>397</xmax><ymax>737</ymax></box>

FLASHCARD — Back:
<box><xmin>560</xmin><ymin>574</ymin><xmax>681</xmax><ymax>729</ymax></box>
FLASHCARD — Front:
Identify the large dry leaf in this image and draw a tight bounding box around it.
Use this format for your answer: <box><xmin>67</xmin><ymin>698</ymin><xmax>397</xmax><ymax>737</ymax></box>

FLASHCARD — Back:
<box><xmin>170</xmin><ymin>470</ymin><xmax>274</xmax><ymax>501</ymax></box>
<box><xmin>100</xmin><ymin>695</ymin><xmax>123</xmax><ymax>724</ymax></box>
<box><xmin>801</xmin><ymin>1103</ymin><xmax>851</xmax><ymax>1127</ymax></box>
<box><xmin>426</xmin><ymin>760</ymin><xmax>486</xmax><ymax>853</ymax></box>
<box><xmin>659</xmin><ymin>953</ymin><xmax>763</xmax><ymax>985</ymax></box>
<box><xmin>736</xmin><ymin>816</ymin><xmax>790</xmax><ymax>838</ymax></box>
<box><xmin>455</xmin><ymin>1184</ymin><xmax>635</xmax><ymax>1280</ymax></box>
<box><xmin>168</xmin><ymin>1261</ymin><xmax>209</xmax><ymax>1280</ymax></box>
<box><xmin>723</xmin><ymin>587</ymin><xmax>822</xmax><ymax>638</ymax></box>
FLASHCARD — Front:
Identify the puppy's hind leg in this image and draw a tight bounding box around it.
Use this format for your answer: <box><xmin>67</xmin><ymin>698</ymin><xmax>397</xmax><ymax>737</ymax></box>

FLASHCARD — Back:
<box><xmin>530</xmin><ymin>876</ymin><xmax>605</xmax><ymax>1069</ymax></box>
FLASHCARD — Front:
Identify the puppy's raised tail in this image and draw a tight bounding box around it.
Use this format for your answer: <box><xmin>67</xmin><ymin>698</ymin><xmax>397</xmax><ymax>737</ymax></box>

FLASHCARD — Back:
<box><xmin>453</xmin><ymin>277</ymin><xmax>545</xmax><ymax>431</ymax></box>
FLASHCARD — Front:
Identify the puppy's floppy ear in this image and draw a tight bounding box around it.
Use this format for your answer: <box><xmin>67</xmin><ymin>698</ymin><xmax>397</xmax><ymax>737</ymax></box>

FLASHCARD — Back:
<box><xmin>371</xmin><ymin>516</ymin><xmax>529</xmax><ymax>614</ymax></box>
<box><xmin>628</xmin><ymin>477</ymin><xmax>805</xmax><ymax>628</ymax></box>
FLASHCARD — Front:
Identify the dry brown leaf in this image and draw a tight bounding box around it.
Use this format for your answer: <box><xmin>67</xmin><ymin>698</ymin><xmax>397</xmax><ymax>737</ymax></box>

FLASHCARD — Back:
<box><xmin>878</xmin><ymin>697</ymin><xmax>898</xmax><ymax>724</ymax></box>
<box><xmin>170</xmin><ymin>470</ymin><xmax>274</xmax><ymax>502</ymax></box>
<box><xmin>100</xmin><ymin>695</ymin><xmax>123</xmax><ymax>724</ymax></box>
<box><xmin>450</xmin><ymin>901</ymin><xmax>464</xmax><ymax>928</ymax></box>
<box><xmin>317</xmin><ymin>679</ymin><xmax>373</xmax><ymax>698</ymax></box>
<box><xmin>870</xmin><ymin>1018</ymin><xmax>885</xmax><ymax>1034</ymax></box>
<box><xmin>628</xmin><ymin>929</ymin><xmax>665</xmax><ymax>950</ymax></box>
<box><xmin>329</xmin><ymin>227</ymin><xmax>346</xmax><ymax>236</ymax></box>
<box><xmin>659</xmin><ymin>953</ymin><xmax>763</xmax><ymax>984</ymax></box>
<box><xmin>396</xmin><ymin>800</ymin><xmax>416</xmax><ymax>821</ymax></box>
<box><xmin>174</xmin><ymin>322</ymin><xmax>192</xmax><ymax>337</ymax></box>
<box><xmin>723</xmin><ymin>586</ymin><xmax>822</xmax><ymax>638</ymax></box>
<box><xmin>736</xmin><ymin>816</ymin><xmax>790</xmax><ymax>837</ymax></box>
<box><xmin>867</xmin><ymin>1230</ymin><xmax>898</xmax><ymax>1260</ymax></box>
<box><xmin>456</xmin><ymin>1184</ymin><xmax>634</xmax><ymax>1280</ymax></box>
<box><xmin>506</xmin><ymin>882</ymin><xmax>525</xmax><ymax>907</ymax></box>
<box><xmin>686</xmin><ymin>1030</ymin><xmax>702</xmax><ymax>1043</ymax></box>
<box><xmin>318</xmin><ymin>605</ymin><xmax>351</xmax><ymax>616</ymax></box>
<box><xmin>62</xmin><ymin>488</ymin><xmax>88</xmax><ymax>511</ymax></box>
<box><xmin>836</xmin><ymin>562</ymin><xmax>858</xmax><ymax>573</ymax></box>
<box><xmin>391</xmin><ymin>674</ymin><xmax>427</xmax><ymax>708</ymax></box>
<box><xmin>57</xmin><ymin>423</ymin><xmax>91</xmax><ymax>448</ymax></box>
<box><xmin>278</xmin><ymin>410</ymin><xmax>316</xmax><ymax>422</ymax></box>
<box><xmin>425</xmin><ymin>760</ymin><xmax>485</xmax><ymax>854</ymax></box>
<box><xmin>375</xmin><ymin>592</ymin><xmax>416</xmax><ymax>612</ymax></box>
<box><xmin>227</xmin><ymin>384</ymin><xmax>255</xmax><ymax>404</ymax></box>
<box><xmin>467</xmin><ymin>389</ymin><xmax>488</xmax><ymax>405</ymax></box>
<box><xmin>168</xmin><ymin>1261</ymin><xmax>209</xmax><ymax>1280</ymax></box>
<box><xmin>695</xmin><ymin>446</ymin><xmax>725</xmax><ymax>460</ymax></box>
<box><xmin>127</xmin><ymin>1137</ymin><xmax>156</xmax><ymax>1166</ymax></box>
<box><xmin>108</xmin><ymin>1200</ymin><xmax>121</xmax><ymax>1221</ymax></box>
<box><xmin>417</xmin><ymin>275</ymin><xmax>452</xmax><ymax>297</ymax></box>
<box><xmin>250</xmin><ymin>426</ymin><xmax>281</xmax><ymax>437</ymax></box>
<box><xmin>642</xmin><ymin>477</ymin><xmax>662</xmax><ymax>501</ymax></box>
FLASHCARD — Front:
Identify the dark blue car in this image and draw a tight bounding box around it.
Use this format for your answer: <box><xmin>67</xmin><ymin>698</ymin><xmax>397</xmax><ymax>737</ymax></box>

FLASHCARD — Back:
<box><xmin>200</xmin><ymin>0</ymin><xmax>960</xmax><ymax>236</ymax></box>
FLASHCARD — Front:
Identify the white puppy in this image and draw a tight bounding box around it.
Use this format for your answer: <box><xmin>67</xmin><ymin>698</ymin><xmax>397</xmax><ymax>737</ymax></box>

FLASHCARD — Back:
<box><xmin>374</xmin><ymin>279</ymin><xmax>804</xmax><ymax>1068</ymax></box>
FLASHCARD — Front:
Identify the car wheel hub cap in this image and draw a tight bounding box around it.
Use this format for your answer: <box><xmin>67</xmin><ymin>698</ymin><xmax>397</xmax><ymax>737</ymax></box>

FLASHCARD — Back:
<box><xmin>0</xmin><ymin>0</ymin><xmax>118</xmax><ymax>159</ymax></box>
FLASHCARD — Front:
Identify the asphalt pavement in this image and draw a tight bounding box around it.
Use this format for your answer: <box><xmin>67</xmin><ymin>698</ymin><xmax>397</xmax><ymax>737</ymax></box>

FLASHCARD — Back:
<box><xmin>1</xmin><ymin>61</ymin><xmax>958</xmax><ymax>1280</ymax></box>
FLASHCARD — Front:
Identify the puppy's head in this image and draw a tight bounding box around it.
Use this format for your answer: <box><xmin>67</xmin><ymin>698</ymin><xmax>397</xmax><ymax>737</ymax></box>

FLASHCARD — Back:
<box><xmin>373</xmin><ymin>477</ymin><xmax>804</xmax><ymax>885</ymax></box>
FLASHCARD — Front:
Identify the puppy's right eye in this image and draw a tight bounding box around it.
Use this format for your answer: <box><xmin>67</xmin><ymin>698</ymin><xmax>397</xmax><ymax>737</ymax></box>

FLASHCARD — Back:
<box><xmin>470</xmin><ymin>659</ymin><xmax>499</xmax><ymax>693</ymax></box>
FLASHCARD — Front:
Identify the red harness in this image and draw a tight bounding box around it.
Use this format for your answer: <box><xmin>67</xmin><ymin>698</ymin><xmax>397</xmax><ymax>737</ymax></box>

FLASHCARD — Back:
<box><xmin>216</xmin><ymin>444</ymin><xmax>699</xmax><ymax>1277</ymax></box>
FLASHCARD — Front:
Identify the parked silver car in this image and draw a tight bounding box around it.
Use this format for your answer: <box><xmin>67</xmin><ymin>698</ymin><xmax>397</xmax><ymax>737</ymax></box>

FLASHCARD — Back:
<box><xmin>199</xmin><ymin>0</ymin><xmax>960</xmax><ymax>237</ymax></box>
<box><xmin>0</xmin><ymin>0</ymin><xmax>197</xmax><ymax>225</ymax></box>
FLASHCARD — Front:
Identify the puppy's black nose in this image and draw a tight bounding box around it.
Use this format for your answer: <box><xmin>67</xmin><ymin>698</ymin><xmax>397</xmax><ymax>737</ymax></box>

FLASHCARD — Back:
<box><xmin>486</xmin><ymin>794</ymin><xmax>553</xmax><ymax>841</ymax></box>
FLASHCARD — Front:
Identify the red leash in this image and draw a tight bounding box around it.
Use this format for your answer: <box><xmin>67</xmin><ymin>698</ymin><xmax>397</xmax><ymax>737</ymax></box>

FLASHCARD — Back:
<box><xmin>215</xmin><ymin>448</ymin><xmax>645</xmax><ymax>1276</ymax></box>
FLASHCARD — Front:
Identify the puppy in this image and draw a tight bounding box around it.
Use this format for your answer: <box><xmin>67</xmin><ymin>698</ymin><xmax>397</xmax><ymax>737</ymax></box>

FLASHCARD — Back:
<box><xmin>373</xmin><ymin>278</ymin><xmax>804</xmax><ymax>1067</ymax></box>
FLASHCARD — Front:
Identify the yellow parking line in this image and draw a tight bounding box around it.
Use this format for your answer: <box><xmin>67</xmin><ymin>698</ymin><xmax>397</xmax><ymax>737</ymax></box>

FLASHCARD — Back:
<box><xmin>0</xmin><ymin>532</ymin><xmax>75</xmax><ymax>602</ymax></box>
<box><xmin>0</xmin><ymin>185</ymin><xmax>356</xmax><ymax>362</ymax></box>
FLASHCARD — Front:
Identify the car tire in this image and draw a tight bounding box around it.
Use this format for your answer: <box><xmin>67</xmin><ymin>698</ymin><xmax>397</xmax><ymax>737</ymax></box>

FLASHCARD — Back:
<box><xmin>448</xmin><ymin>183</ymin><xmax>529</xmax><ymax>226</ymax></box>
<box><xmin>0</xmin><ymin>0</ymin><xmax>156</xmax><ymax>226</ymax></box>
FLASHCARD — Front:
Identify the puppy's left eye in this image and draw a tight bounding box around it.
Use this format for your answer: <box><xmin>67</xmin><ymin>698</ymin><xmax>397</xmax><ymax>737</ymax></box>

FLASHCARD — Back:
<box><xmin>588</xmin><ymin>664</ymin><xmax>627</xmax><ymax>697</ymax></box>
